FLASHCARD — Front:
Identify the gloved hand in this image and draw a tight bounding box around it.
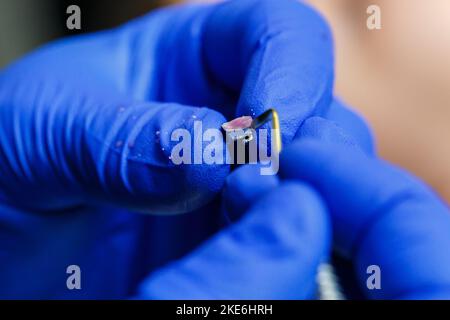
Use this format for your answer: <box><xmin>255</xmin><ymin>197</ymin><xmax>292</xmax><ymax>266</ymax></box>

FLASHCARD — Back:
<box><xmin>278</xmin><ymin>117</ymin><xmax>450</xmax><ymax>299</ymax></box>
<box><xmin>149</xmin><ymin>112</ymin><xmax>450</xmax><ymax>300</ymax></box>
<box><xmin>0</xmin><ymin>0</ymin><xmax>337</xmax><ymax>298</ymax></box>
<box><xmin>135</xmin><ymin>98</ymin><xmax>373</xmax><ymax>299</ymax></box>
<box><xmin>137</xmin><ymin>170</ymin><xmax>331</xmax><ymax>299</ymax></box>
<box><xmin>0</xmin><ymin>0</ymin><xmax>334</xmax><ymax>213</ymax></box>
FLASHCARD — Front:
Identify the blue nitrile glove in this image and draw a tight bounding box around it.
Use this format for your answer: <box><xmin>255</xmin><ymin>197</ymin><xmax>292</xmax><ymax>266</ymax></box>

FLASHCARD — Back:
<box><xmin>135</xmin><ymin>99</ymin><xmax>372</xmax><ymax>299</ymax></box>
<box><xmin>137</xmin><ymin>175</ymin><xmax>331</xmax><ymax>299</ymax></box>
<box><xmin>161</xmin><ymin>110</ymin><xmax>450</xmax><ymax>300</ymax></box>
<box><xmin>0</xmin><ymin>0</ymin><xmax>336</xmax><ymax>298</ymax></box>
<box><xmin>279</xmin><ymin>117</ymin><xmax>450</xmax><ymax>299</ymax></box>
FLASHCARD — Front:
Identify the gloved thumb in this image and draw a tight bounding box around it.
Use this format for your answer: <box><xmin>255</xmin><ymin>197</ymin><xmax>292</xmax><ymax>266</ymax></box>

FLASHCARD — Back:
<box><xmin>136</xmin><ymin>182</ymin><xmax>331</xmax><ymax>299</ymax></box>
<box><xmin>0</xmin><ymin>80</ymin><xmax>228</xmax><ymax>213</ymax></box>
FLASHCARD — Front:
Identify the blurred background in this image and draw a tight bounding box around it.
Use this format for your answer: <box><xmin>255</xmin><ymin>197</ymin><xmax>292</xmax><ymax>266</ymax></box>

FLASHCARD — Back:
<box><xmin>1</xmin><ymin>0</ymin><xmax>449</xmax><ymax>204</ymax></box>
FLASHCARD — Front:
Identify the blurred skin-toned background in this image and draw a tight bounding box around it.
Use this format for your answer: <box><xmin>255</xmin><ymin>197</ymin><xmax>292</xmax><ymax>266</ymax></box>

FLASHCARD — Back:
<box><xmin>1</xmin><ymin>0</ymin><xmax>449</xmax><ymax>203</ymax></box>
<box><xmin>309</xmin><ymin>0</ymin><xmax>450</xmax><ymax>204</ymax></box>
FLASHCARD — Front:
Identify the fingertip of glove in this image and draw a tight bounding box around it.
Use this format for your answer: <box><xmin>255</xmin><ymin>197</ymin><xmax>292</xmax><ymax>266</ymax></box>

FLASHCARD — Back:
<box><xmin>173</xmin><ymin>105</ymin><xmax>230</xmax><ymax>201</ymax></box>
<box><xmin>171</xmin><ymin>108</ymin><xmax>230</xmax><ymax>212</ymax></box>
<box><xmin>102</xmin><ymin>103</ymin><xmax>229</xmax><ymax>213</ymax></box>
<box><xmin>295</xmin><ymin>116</ymin><xmax>360</xmax><ymax>148</ymax></box>
<box><xmin>281</xmin><ymin>118</ymin><xmax>369</xmax><ymax>181</ymax></box>
<box><xmin>222</xmin><ymin>164</ymin><xmax>279</xmax><ymax>220</ymax></box>
<box><xmin>325</xmin><ymin>98</ymin><xmax>376</xmax><ymax>154</ymax></box>
<box><xmin>253</xmin><ymin>181</ymin><xmax>329</xmax><ymax>227</ymax></box>
<box><xmin>242</xmin><ymin>181</ymin><xmax>330</xmax><ymax>251</ymax></box>
<box><xmin>279</xmin><ymin>138</ymin><xmax>325</xmax><ymax>178</ymax></box>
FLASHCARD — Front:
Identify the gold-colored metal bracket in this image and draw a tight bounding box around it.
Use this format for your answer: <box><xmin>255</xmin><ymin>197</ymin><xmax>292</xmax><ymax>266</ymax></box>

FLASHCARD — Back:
<box><xmin>221</xmin><ymin>108</ymin><xmax>282</xmax><ymax>165</ymax></box>
<box><xmin>251</xmin><ymin>108</ymin><xmax>282</xmax><ymax>153</ymax></box>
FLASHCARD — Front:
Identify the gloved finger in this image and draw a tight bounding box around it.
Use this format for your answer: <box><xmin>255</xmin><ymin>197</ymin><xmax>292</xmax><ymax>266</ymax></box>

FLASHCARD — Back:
<box><xmin>0</xmin><ymin>79</ymin><xmax>228</xmax><ymax>213</ymax></box>
<box><xmin>135</xmin><ymin>182</ymin><xmax>331</xmax><ymax>299</ymax></box>
<box><xmin>280</xmin><ymin>121</ymin><xmax>450</xmax><ymax>299</ymax></box>
<box><xmin>295</xmin><ymin>116</ymin><xmax>363</xmax><ymax>152</ymax></box>
<box><xmin>222</xmin><ymin>164</ymin><xmax>279</xmax><ymax>222</ymax></box>
<box><xmin>321</xmin><ymin>98</ymin><xmax>375</xmax><ymax>155</ymax></box>
<box><xmin>203</xmin><ymin>0</ymin><xmax>333</xmax><ymax>142</ymax></box>
<box><xmin>221</xmin><ymin>97</ymin><xmax>374</xmax><ymax>221</ymax></box>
